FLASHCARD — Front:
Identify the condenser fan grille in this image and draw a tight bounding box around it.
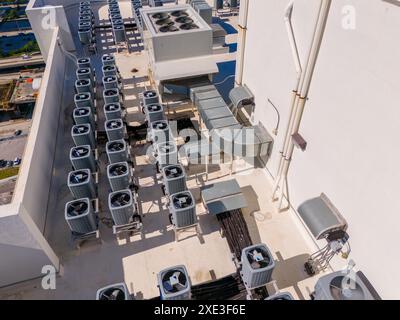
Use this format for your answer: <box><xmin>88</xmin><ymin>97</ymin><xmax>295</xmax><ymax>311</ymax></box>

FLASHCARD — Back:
<box><xmin>152</xmin><ymin>12</ymin><xmax>169</xmax><ymax>20</ymax></box>
<box><xmin>75</xmin><ymin>108</ymin><xmax>89</xmax><ymax>116</ymax></box>
<box><xmin>180</xmin><ymin>23</ymin><xmax>199</xmax><ymax>30</ymax></box>
<box><xmin>67</xmin><ymin>201</ymin><xmax>88</xmax><ymax>216</ymax></box>
<box><xmin>105</xmin><ymin>76</ymin><xmax>116</xmax><ymax>82</ymax></box>
<box><xmin>106</xmin><ymin>104</ymin><xmax>119</xmax><ymax>111</ymax></box>
<box><xmin>77</xmin><ymin>94</ymin><xmax>89</xmax><ymax>99</ymax></box>
<box><xmin>107</xmin><ymin>120</ymin><xmax>122</xmax><ymax>129</ymax></box>
<box><xmin>171</xmin><ymin>11</ymin><xmax>188</xmax><ymax>17</ymax></box>
<box><xmin>73</xmin><ymin>126</ymin><xmax>89</xmax><ymax>134</ymax></box>
<box><xmin>162</xmin><ymin>270</ymin><xmax>187</xmax><ymax>293</ymax></box>
<box><xmin>246</xmin><ymin>248</ymin><xmax>271</xmax><ymax>269</ymax></box>
<box><xmin>111</xmin><ymin>193</ymin><xmax>131</xmax><ymax>207</ymax></box>
<box><xmin>69</xmin><ymin>171</ymin><xmax>89</xmax><ymax>184</ymax></box>
<box><xmin>108</xmin><ymin>142</ymin><xmax>124</xmax><ymax>151</ymax></box>
<box><xmin>144</xmin><ymin>90</ymin><xmax>157</xmax><ymax>98</ymax></box>
<box><xmin>78</xmin><ymin>69</ymin><xmax>89</xmax><ymax>74</ymax></box>
<box><xmin>156</xmin><ymin>18</ymin><xmax>174</xmax><ymax>26</ymax></box>
<box><xmin>165</xmin><ymin>166</ymin><xmax>183</xmax><ymax>178</ymax></box>
<box><xmin>172</xmin><ymin>194</ymin><xmax>193</xmax><ymax>209</ymax></box>
<box><xmin>110</xmin><ymin>164</ymin><xmax>128</xmax><ymax>176</ymax></box>
<box><xmin>78</xmin><ymin>58</ymin><xmax>89</xmax><ymax>63</ymax></box>
<box><xmin>329</xmin><ymin>276</ymin><xmax>365</xmax><ymax>300</ymax></box>
<box><xmin>175</xmin><ymin>17</ymin><xmax>193</xmax><ymax>24</ymax></box>
<box><xmin>152</xmin><ymin>122</ymin><xmax>168</xmax><ymax>130</ymax></box>
<box><xmin>72</xmin><ymin>147</ymin><xmax>89</xmax><ymax>157</ymax></box>
<box><xmin>99</xmin><ymin>288</ymin><xmax>126</xmax><ymax>300</ymax></box>
<box><xmin>160</xmin><ymin>25</ymin><xmax>179</xmax><ymax>33</ymax></box>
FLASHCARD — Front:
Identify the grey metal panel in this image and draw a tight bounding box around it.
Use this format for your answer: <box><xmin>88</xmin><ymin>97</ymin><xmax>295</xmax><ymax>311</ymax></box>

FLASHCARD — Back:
<box><xmin>229</xmin><ymin>85</ymin><xmax>254</xmax><ymax>109</ymax></box>
<box><xmin>206</xmin><ymin>195</ymin><xmax>247</xmax><ymax>215</ymax></box>
<box><xmin>198</xmin><ymin>97</ymin><xmax>228</xmax><ymax>111</ymax></box>
<box><xmin>297</xmin><ymin>194</ymin><xmax>347</xmax><ymax>240</ymax></box>
<box><xmin>201</xmin><ymin>105</ymin><xmax>233</xmax><ymax>122</ymax></box>
<box><xmin>201</xmin><ymin>179</ymin><xmax>241</xmax><ymax>202</ymax></box>
<box><xmin>208</xmin><ymin>116</ymin><xmax>238</xmax><ymax>130</ymax></box>
<box><xmin>194</xmin><ymin>89</ymin><xmax>221</xmax><ymax>105</ymax></box>
<box><xmin>189</xmin><ymin>84</ymin><xmax>216</xmax><ymax>102</ymax></box>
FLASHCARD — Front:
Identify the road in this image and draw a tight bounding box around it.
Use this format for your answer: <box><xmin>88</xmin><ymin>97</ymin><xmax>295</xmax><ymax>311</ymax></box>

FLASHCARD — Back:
<box><xmin>0</xmin><ymin>54</ymin><xmax>44</xmax><ymax>70</ymax></box>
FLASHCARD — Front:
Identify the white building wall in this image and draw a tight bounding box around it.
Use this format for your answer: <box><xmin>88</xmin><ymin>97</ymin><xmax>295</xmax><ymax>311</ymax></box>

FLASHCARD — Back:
<box><xmin>241</xmin><ymin>0</ymin><xmax>400</xmax><ymax>298</ymax></box>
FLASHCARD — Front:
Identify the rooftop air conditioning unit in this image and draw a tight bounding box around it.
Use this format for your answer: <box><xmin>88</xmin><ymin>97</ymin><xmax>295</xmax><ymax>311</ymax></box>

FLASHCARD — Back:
<box><xmin>79</xmin><ymin>14</ymin><xmax>92</xmax><ymax>23</ymax></box>
<box><xmin>157</xmin><ymin>265</ymin><xmax>191</xmax><ymax>300</ymax></box>
<box><xmin>96</xmin><ymin>283</ymin><xmax>131</xmax><ymax>300</ymax></box>
<box><xmin>104</xmin><ymin>103</ymin><xmax>122</xmax><ymax>121</ymax></box>
<box><xmin>78</xmin><ymin>27</ymin><xmax>92</xmax><ymax>44</ymax></box>
<box><xmin>142</xmin><ymin>90</ymin><xmax>159</xmax><ymax>106</ymax></box>
<box><xmin>102</xmin><ymin>54</ymin><xmax>115</xmax><ymax>66</ymax></box>
<box><xmin>162</xmin><ymin>164</ymin><xmax>187</xmax><ymax>196</ymax></box>
<box><xmin>102</xmin><ymin>65</ymin><xmax>118</xmax><ymax>77</ymax></box>
<box><xmin>144</xmin><ymin>104</ymin><xmax>164</xmax><ymax>123</ymax></box>
<box><xmin>78</xmin><ymin>21</ymin><xmax>92</xmax><ymax>30</ymax></box>
<box><xmin>77</xmin><ymin>57</ymin><xmax>91</xmax><ymax>69</ymax></box>
<box><xmin>71</xmin><ymin>124</ymin><xmax>95</xmax><ymax>148</ymax></box>
<box><xmin>149</xmin><ymin>120</ymin><xmax>171</xmax><ymax>145</ymax></box>
<box><xmin>313</xmin><ymin>271</ymin><xmax>375</xmax><ymax>300</ymax></box>
<box><xmin>103</xmin><ymin>75</ymin><xmax>119</xmax><ymax>90</ymax></box>
<box><xmin>80</xmin><ymin>1</ymin><xmax>90</xmax><ymax>5</ymax></box>
<box><xmin>240</xmin><ymin>244</ymin><xmax>275</xmax><ymax>290</ymax></box>
<box><xmin>108</xmin><ymin>189</ymin><xmax>136</xmax><ymax>226</ymax></box>
<box><xmin>169</xmin><ymin>191</ymin><xmax>196</xmax><ymax>228</ymax></box>
<box><xmin>76</xmin><ymin>67</ymin><xmax>94</xmax><ymax>82</ymax></box>
<box><xmin>75</xmin><ymin>79</ymin><xmax>93</xmax><ymax>94</ymax></box>
<box><xmin>74</xmin><ymin>92</ymin><xmax>94</xmax><ymax>110</ymax></box>
<box><xmin>156</xmin><ymin>141</ymin><xmax>178</xmax><ymax>169</ymax></box>
<box><xmin>106</xmin><ymin>139</ymin><xmax>129</xmax><ymax>164</ymax></box>
<box><xmin>113</xmin><ymin>25</ymin><xmax>126</xmax><ymax>43</ymax></box>
<box><xmin>68</xmin><ymin>169</ymin><xmax>97</xmax><ymax>199</ymax></box>
<box><xmin>73</xmin><ymin>107</ymin><xmax>95</xmax><ymax>129</ymax></box>
<box><xmin>107</xmin><ymin>162</ymin><xmax>131</xmax><ymax>192</ymax></box>
<box><xmin>265</xmin><ymin>292</ymin><xmax>294</xmax><ymax>300</ymax></box>
<box><xmin>103</xmin><ymin>89</ymin><xmax>120</xmax><ymax>104</ymax></box>
<box><xmin>70</xmin><ymin>145</ymin><xmax>96</xmax><ymax>172</ymax></box>
<box><xmin>65</xmin><ymin>198</ymin><xmax>97</xmax><ymax>234</ymax></box>
<box><xmin>105</xmin><ymin>119</ymin><xmax>124</xmax><ymax>141</ymax></box>
<box><xmin>80</xmin><ymin>9</ymin><xmax>92</xmax><ymax>16</ymax></box>
<box><xmin>110</xmin><ymin>13</ymin><xmax>122</xmax><ymax>20</ymax></box>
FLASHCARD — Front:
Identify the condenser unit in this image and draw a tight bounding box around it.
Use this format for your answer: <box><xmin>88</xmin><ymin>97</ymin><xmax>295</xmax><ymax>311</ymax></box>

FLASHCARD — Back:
<box><xmin>265</xmin><ymin>292</ymin><xmax>294</xmax><ymax>300</ymax></box>
<box><xmin>142</xmin><ymin>90</ymin><xmax>159</xmax><ymax>106</ymax></box>
<box><xmin>108</xmin><ymin>189</ymin><xmax>136</xmax><ymax>226</ymax></box>
<box><xmin>74</xmin><ymin>92</ymin><xmax>94</xmax><ymax>110</ymax></box>
<box><xmin>240</xmin><ymin>244</ymin><xmax>275</xmax><ymax>290</ymax></box>
<box><xmin>103</xmin><ymin>75</ymin><xmax>119</xmax><ymax>90</ymax></box>
<box><xmin>162</xmin><ymin>164</ymin><xmax>187</xmax><ymax>196</ymax></box>
<box><xmin>103</xmin><ymin>89</ymin><xmax>120</xmax><ymax>105</ymax></box>
<box><xmin>104</xmin><ymin>103</ymin><xmax>122</xmax><ymax>121</ymax></box>
<box><xmin>157</xmin><ymin>265</ymin><xmax>191</xmax><ymax>300</ymax></box>
<box><xmin>70</xmin><ymin>145</ymin><xmax>96</xmax><ymax>172</ymax></box>
<box><xmin>77</xmin><ymin>57</ymin><xmax>91</xmax><ymax>69</ymax></box>
<box><xmin>156</xmin><ymin>141</ymin><xmax>178</xmax><ymax>169</ymax></box>
<box><xmin>96</xmin><ymin>283</ymin><xmax>131</xmax><ymax>300</ymax></box>
<box><xmin>106</xmin><ymin>139</ymin><xmax>129</xmax><ymax>164</ymax></box>
<box><xmin>65</xmin><ymin>198</ymin><xmax>97</xmax><ymax>234</ymax></box>
<box><xmin>169</xmin><ymin>191</ymin><xmax>196</xmax><ymax>228</ymax></box>
<box><xmin>102</xmin><ymin>65</ymin><xmax>119</xmax><ymax>77</ymax></box>
<box><xmin>68</xmin><ymin>169</ymin><xmax>97</xmax><ymax>199</ymax></box>
<box><xmin>107</xmin><ymin>162</ymin><xmax>131</xmax><ymax>192</ymax></box>
<box><xmin>102</xmin><ymin>54</ymin><xmax>115</xmax><ymax>66</ymax></box>
<box><xmin>105</xmin><ymin>119</ymin><xmax>125</xmax><ymax>141</ymax></box>
<box><xmin>71</xmin><ymin>124</ymin><xmax>95</xmax><ymax>148</ymax></box>
<box><xmin>75</xmin><ymin>79</ymin><xmax>93</xmax><ymax>94</ymax></box>
<box><xmin>149</xmin><ymin>120</ymin><xmax>171</xmax><ymax>145</ymax></box>
<box><xmin>73</xmin><ymin>107</ymin><xmax>95</xmax><ymax>129</ymax></box>
<box><xmin>113</xmin><ymin>25</ymin><xmax>126</xmax><ymax>43</ymax></box>
<box><xmin>78</xmin><ymin>27</ymin><xmax>92</xmax><ymax>44</ymax></box>
<box><xmin>144</xmin><ymin>104</ymin><xmax>165</xmax><ymax>123</ymax></box>
<box><xmin>76</xmin><ymin>67</ymin><xmax>94</xmax><ymax>82</ymax></box>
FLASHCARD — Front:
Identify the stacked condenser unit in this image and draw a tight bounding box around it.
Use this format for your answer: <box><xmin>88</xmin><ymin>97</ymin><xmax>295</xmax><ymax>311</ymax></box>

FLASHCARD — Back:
<box><xmin>78</xmin><ymin>2</ymin><xmax>95</xmax><ymax>45</ymax></box>
<box><xmin>107</xmin><ymin>0</ymin><xmax>127</xmax><ymax>44</ymax></box>
<box><xmin>131</xmin><ymin>0</ymin><xmax>144</xmax><ymax>31</ymax></box>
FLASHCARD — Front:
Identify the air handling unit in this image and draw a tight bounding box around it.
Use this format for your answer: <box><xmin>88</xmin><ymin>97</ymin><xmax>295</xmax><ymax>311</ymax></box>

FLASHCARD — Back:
<box><xmin>157</xmin><ymin>265</ymin><xmax>191</xmax><ymax>300</ymax></box>
<box><xmin>102</xmin><ymin>53</ymin><xmax>115</xmax><ymax>66</ymax></box>
<box><xmin>108</xmin><ymin>189</ymin><xmax>136</xmax><ymax>226</ymax></box>
<box><xmin>104</xmin><ymin>103</ymin><xmax>122</xmax><ymax>121</ymax></box>
<box><xmin>149</xmin><ymin>120</ymin><xmax>171</xmax><ymax>145</ymax></box>
<box><xmin>65</xmin><ymin>198</ymin><xmax>97</xmax><ymax>234</ymax></box>
<box><xmin>156</xmin><ymin>141</ymin><xmax>178</xmax><ymax>170</ymax></box>
<box><xmin>68</xmin><ymin>169</ymin><xmax>97</xmax><ymax>199</ymax></box>
<box><xmin>103</xmin><ymin>89</ymin><xmax>120</xmax><ymax>105</ymax></box>
<box><xmin>240</xmin><ymin>244</ymin><xmax>275</xmax><ymax>290</ymax></box>
<box><xmin>107</xmin><ymin>162</ymin><xmax>131</xmax><ymax>192</ymax></box>
<box><xmin>70</xmin><ymin>145</ymin><xmax>96</xmax><ymax>172</ymax></box>
<box><xmin>96</xmin><ymin>283</ymin><xmax>131</xmax><ymax>300</ymax></box>
<box><xmin>74</xmin><ymin>92</ymin><xmax>94</xmax><ymax>110</ymax></box>
<box><xmin>141</xmin><ymin>90</ymin><xmax>159</xmax><ymax>106</ymax></box>
<box><xmin>75</xmin><ymin>79</ymin><xmax>93</xmax><ymax>94</ymax></box>
<box><xmin>71</xmin><ymin>124</ymin><xmax>95</xmax><ymax>148</ymax></box>
<box><xmin>103</xmin><ymin>75</ymin><xmax>120</xmax><ymax>90</ymax></box>
<box><xmin>105</xmin><ymin>119</ymin><xmax>125</xmax><ymax>141</ymax></box>
<box><xmin>106</xmin><ymin>140</ymin><xmax>129</xmax><ymax>164</ymax></box>
<box><xmin>73</xmin><ymin>107</ymin><xmax>95</xmax><ymax>129</ymax></box>
<box><xmin>144</xmin><ymin>104</ymin><xmax>165</xmax><ymax>123</ymax></box>
<box><xmin>162</xmin><ymin>164</ymin><xmax>187</xmax><ymax>196</ymax></box>
<box><xmin>140</xmin><ymin>5</ymin><xmax>217</xmax><ymax>82</ymax></box>
<box><xmin>169</xmin><ymin>191</ymin><xmax>197</xmax><ymax>228</ymax></box>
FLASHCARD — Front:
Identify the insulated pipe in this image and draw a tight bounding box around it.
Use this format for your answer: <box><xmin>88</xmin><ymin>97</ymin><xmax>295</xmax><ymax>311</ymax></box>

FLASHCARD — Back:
<box><xmin>235</xmin><ymin>0</ymin><xmax>249</xmax><ymax>86</ymax></box>
<box><xmin>277</xmin><ymin>0</ymin><xmax>332</xmax><ymax>209</ymax></box>
<box><xmin>272</xmin><ymin>2</ymin><xmax>304</xmax><ymax>200</ymax></box>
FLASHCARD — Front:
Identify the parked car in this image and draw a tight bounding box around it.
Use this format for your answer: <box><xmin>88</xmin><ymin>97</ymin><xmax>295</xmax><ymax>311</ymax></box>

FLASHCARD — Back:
<box><xmin>6</xmin><ymin>161</ymin><xmax>13</xmax><ymax>167</ymax></box>
<box><xmin>14</xmin><ymin>130</ymin><xmax>22</xmax><ymax>136</ymax></box>
<box><xmin>0</xmin><ymin>159</ymin><xmax>6</xmax><ymax>168</ymax></box>
<box><xmin>13</xmin><ymin>157</ymin><xmax>21</xmax><ymax>166</ymax></box>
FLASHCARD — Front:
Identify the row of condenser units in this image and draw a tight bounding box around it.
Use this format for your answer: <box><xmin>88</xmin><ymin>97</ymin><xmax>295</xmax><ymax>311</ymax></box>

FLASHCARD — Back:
<box><xmin>131</xmin><ymin>0</ymin><xmax>143</xmax><ymax>29</ymax></box>
<box><xmin>108</xmin><ymin>0</ymin><xmax>127</xmax><ymax>43</ymax></box>
<box><xmin>141</xmin><ymin>89</ymin><xmax>198</xmax><ymax>230</ymax></box>
<box><xmin>66</xmin><ymin>54</ymin><xmax>136</xmax><ymax>235</ymax></box>
<box><xmin>78</xmin><ymin>1</ymin><xmax>95</xmax><ymax>45</ymax></box>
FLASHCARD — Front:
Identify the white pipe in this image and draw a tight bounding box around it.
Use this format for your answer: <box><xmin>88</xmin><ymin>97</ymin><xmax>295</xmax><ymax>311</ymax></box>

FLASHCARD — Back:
<box><xmin>278</xmin><ymin>0</ymin><xmax>332</xmax><ymax>208</ymax></box>
<box><xmin>235</xmin><ymin>0</ymin><xmax>249</xmax><ymax>86</ymax></box>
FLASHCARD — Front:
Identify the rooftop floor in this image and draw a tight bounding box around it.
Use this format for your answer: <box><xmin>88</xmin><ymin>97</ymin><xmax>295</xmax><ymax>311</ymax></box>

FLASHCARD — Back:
<box><xmin>0</xmin><ymin>1</ymin><xmax>329</xmax><ymax>300</ymax></box>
